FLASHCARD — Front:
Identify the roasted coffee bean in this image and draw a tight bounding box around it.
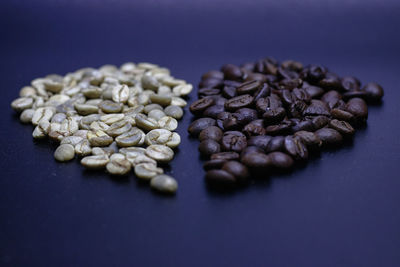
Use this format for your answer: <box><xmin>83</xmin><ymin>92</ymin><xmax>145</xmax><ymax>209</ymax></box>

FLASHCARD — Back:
<box><xmin>201</xmin><ymin>70</ymin><xmax>224</xmax><ymax>80</ymax></box>
<box><xmin>221</xmin><ymin>64</ymin><xmax>243</xmax><ymax>81</ymax></box>
<box><xmin>318</xmin><ymin>72</ymin><xmax>342</xmax><ymax>90</ymax></box>
<box><xmin>303</xmin><ymin>84</ymin><xmax>324</xmax><ymax>98</ymax></box>
<box><xmin>294</xmin><ymin>131</ymin><xmax>321</xmax><ymax>150</ymax></box>
<box><xmin>199</xmin><ymin>126</ymin><xmax>224</xmax><ymax>142</ymax></box>
<box><xmin>268</xmin><ymin>152</ymin><xmax>294</xmax><ymax>169</ymax></box>
<box><xmin>291</xmin><ymin>120</ymin><xmax>314</xmax><ymax>132</ymax></box>
<box><xmin>346</xmin><ymin>98</ymin><xmax>368</xmax><ymax>123</ymax></box>
<box><xmin>222</xmin><ymin>113</ymin><xmax>243</xmax><ymax>130</ymax></box>
<box><xmin>241</xmin><ymin>152</ymin><xmax>271</xmax><ymax>170</ymax></box>
<box><xmin>210</xmin><ymin>152</ymin><xmax>240</xmax><ymax>161</ymax></box>
<box><xmin>221</xmin><ymin>131</ymin><xmax>247</xmax><ymax>152</ymax></box>
<box><xmin>362</xmin><ymin>82</ymin><xmax>384</xmax><ymax>102</ymax></box>
<box><xmin>198</xmin><ymin>139</ymin><xmax>221</xmax><ymax>156</ymax></box>
<box><xmin>205</xmin><ymin>169</ymin><xmax>236</xmax><ymax>187</ymax></box>
<box><xmin>330</xmin><ymin>108</ymin><xmax>354</xmax><ymax>122</ymax></box>
<box><xmin>284</xmin><ymin>136</ymin><xmax>308</xmax><ymax>160</ymax></box>
<box><xmin>303</xmin><ymin>100</ymin><xmax>330</xmax><ymax>117</ymax></box>
<box><xmin>188</xmin><ymin>118</ymin><xmax>216</xmax><ymax>136</ymax></box>
<box><xmin>225</xmin><ymin>94</ymin><xmax>254</xmax><ymax>111</ymax></box>
<box><xmin>247</xmin><ymin>135</ymin><xmax>272</xmax><ymax>151</ymax></box>
<box><xmin>222</xmin><ymin>161</ymin><xmax>249</xmax><ymax>183</ymax></box>
<box><xmin>236</xmin><ymin>80</ymin><xmax>261</xmax><ymax>95</ymax></box>
<box><xmin>321</xmin><ymin>90</ymin><xmax>341</xmax><ymax>109</ymax></box>
<box><xmin>235</xmin><ymin>108</ymin><xmax>258</xmax><ymax>123</ymax></box>
<box><xmin>243</xmin><ymin>119</ymin><xmax>266</xmax><ymax>137</ymax></box>
<box><xmin>311</xmin><ymin>116</ymin><xmax>330</xmax><ymax>130</ymax></box>
<box><xmin>189</xmin><ymin>97</ymin><xmax>214</xmax><ymax>115</ymax></box>
<box><xmin>315</xmin><ymin>128</ymin><xmax>343</xmax><ymax>146</ymax></box>
<box><xmin>240</xmin><ymin>146</ymin><xmax>265</xmax><ymax>159</ymax></box>
<box><xmin>222</xmin><ymin>86</ymin><xmax>237</xmax><ymax>99</ymax></box>
<box><xmin>342</xmin><ymin>90</ymin><xmax>368</xmax><ymax>100</ymax></box>
<box><xmin>341</xmin><ymin>76</ymin><xmax>360</xmax><ymax>91</ymax></box>
<box><xmin>263</xmin><ymin>107</ymin><xmax>286</xmax><ymax>124</ymax></box>
<box><xmin>265</xmin><ymin>120</ymin><xmax>292</xmax><ymax>136</ymax></box>
<box><xmin>203</xmin><ymin>105</ymin><xmax>225</xmax><ymax>118</ymax></box>
<box><xmin>203</xmin><ymin>159</ymin><xmax>227</xmax><ymax>170</ymax></box>
<box><xmin>199</xmin><ymin>78</ymin><xmax>224</xmax><ymax>89</ymax></box>
<box><xmin>255</xmin><ymin>96</ymin><xmax>281</xmax><ymax>113</ymax></box>
<box><xmin>329</xmin><ymin>119</ymin><xmax>355</xmax><ymax>136</ymax></box>
<box><xmin>198</xmin><ymin>88</ymin><xmax>220</xmax><ymax>97</ymax></box>
<box><xmin>265</xmin><ymin>136</ymin><xmax>285</xmax><ymax>152</ymax></box>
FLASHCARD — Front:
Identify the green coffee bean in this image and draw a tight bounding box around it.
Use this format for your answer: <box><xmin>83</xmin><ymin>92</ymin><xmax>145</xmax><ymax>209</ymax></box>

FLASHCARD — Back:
<box><xmin>54</xmin><ymin>144</ymin><xmax>75</xmax><ymax>162</ymax></box>
<box><xmin>32</xmin><ymin>107</ymin><xmax>54</xmax><ymax>125</ymax></box>
<box><xmin>112</xmin><ymin>84</ymin><xmax>129</xmax><ymax>103</ymax></box>
<box><xmin>170</xmin><ymin>96</ymin><xmax>187</xmax><ymax>107</ymax></box>
<box><xmin>81</xmin><ymin>154</ymin><xmax>110</xmax><ymax>169</ymax></box>
<box><xmin>20</xmin><ymin>109</ymin><xmax>35</xmax><ymax>123</ymax></box>
<box><xmin>82</xmin><ymin>86</ymin><xmax>102</xmax><ymax>98</ymax></box>
<box><xmin>61</xmin><ymin>136</ymin><xmax>83</xmax><ymax>146</ymax></box>
<box><xmin>99</xmin><ymin>100</ymin><xmax>123</xmax><ymax>113</ymax></box>
<box><xmin>106</xmin><ymin>154</ymin><xmax>131</xmax><ymax>175</ymax></box>
<box><xmin>79</xmin><ymin>114</ymin><xmax>101</xmax><ymax>130</ymax></box>
<box><xmin>143</xmin><ymin>103</ymin><xmax>163</xmax><ymax>114</ymax></box>
<box><xmin>106</xmin><ymin>119</ymin><xmax>132</xmax><ymax>137</ymax></box>
<box><xmin>74</xmin><ymin>103</ymin><xmax>99</xmax><ymax>115</ymax></box>
<box><xmin>149</xmin><ymin>94</ymin><xmax>172</xmax><ymax>106</ymax></box>
<box><xmin>133</xmin><ymin>155</ymin><xmax>157</xmax><ymax>166</ymax></box>
<box><xmin>172</xmin><ymin>84</ymin><xmax>193</xmax><ymax>96</ymax></box>
<box><xmin>145</xmin><ymin>145</ymin><xmax>174</xmax><ymax>163</ymax></box>
<box><xmin>150</xmin><ymin>174</ymin><xmax>178</xmax><ymax>194</ymax></box>
<box><xmin>164</xmin><ymin>105</ymin><xmax>183</xmax><ymax>119</ymax></box>
<box><xmin>11</xmin><ymin>97</ymin><xmax>34</xmax><ymax>112</ymax></box>
<box><xmin>141</xmin><ymin>74</ymin><xmax>159</xmax><ymax>90</ymax></box>
<box><xmin>87</xmin><ymin>130</ymin><xmax>114</xmax><ymax>147</ymax></box>
<box><xmin>89</xmin><ymin>121</ymin><xmax>110</xmax><ymax>132</ymax></box>
<box><xmin>19</xmin><ymin>86</ymin><xmax>37</xmax><ymax>97</ymax></box>
<box><xmin>145</xmin><ymin>129</ymin><xmax>181</xmax><ymax>148</ymax></box>
<box><xmin>134</xmin><ymin>163</ymin><xmax>163</xmax><ymax>180</ymax></box>
<box><xmin>135</xmin><ymin>113</ymin><xmax>158</xmax><ymax>131</ymax></box>
<box><xmin>100</xmin><ymin>114</ymin><xmax>125</xmax><ymax>125</ymax></box>
<box><xmin>75</xmin><ymin>139</ymin><xmax>91</xmax><ymax>156</ymax></box>
<box><xmin>158</xmin><ymin>116</ymin><xmax>178</xmax><ymax>131</ymax></box>
<box><xmin>115</xmin><ymin>128</ymin><xmax>145</xmax><ymax>147</ymax></box>
<box><xmin>147</xmin><ymin>109</ymin><xmax>166</xmax><ymax>121</ymax></box>
<box><xmin>73</xmin><ymin>130</ymin><xmax>89</xmax><ymax>139</ymax></box>
<box><xmin>51</xmin><ymin>113</ymin><xmax>67</xmax><ymax>123</ymax></box>
<box><xmin>32</xmin><ymin>120</ymin><xmax>50</xmax><ymax>139</ymax></box>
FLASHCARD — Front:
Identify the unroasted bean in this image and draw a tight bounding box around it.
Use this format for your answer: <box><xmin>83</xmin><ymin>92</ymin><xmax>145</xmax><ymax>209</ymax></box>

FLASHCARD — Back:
<box><xmin>32</xmin><ymin>120</ymin><xmax>50</xmax><ymax>139</ymax></box>
<box><xmin>164</xmin><ymin>105</ymin><xmax>183</xmax><ymax>119</ymax></box>
<box><xmin>74</xmin><ymin>103</ymin><xmax>98</xmax><ymax>115</ymax></box>
<box><xmin>99</xmin><ymin>100</ymin><xmax>123</xmax><ymax>113</ymax></box>
<box><xmin>158</xmin><ymin>116</ymin><xmax>178</xmax><ymax>131</ymax></box>
<box><xmin>75</xmin><ymin>139</ymin><xmax>91</xmax><ymax>156</ymax></box>
<box><xmin>170</xmin><ymin>96</ymin><xmax>187</xmax><ymax>107</ymax></box>
<box><xmin>100</xmin><ymin>113</ymin><xmax>125</xmax><ymax>125</ymax></box>
<box><xmin>144</xmin><ymin>129</ymin><xmax>180</xmax><ymax>148</ymax></box>
<box><xmin>32</xmin><ymin>107</ymin><xmax>54</xmax><ymax>125</ymax></box>
<box><xmin>20</xmin><ymin>109</ymin><xmax>35</xmax><ymax>123</ymax></box>
<box><xmin>148</xmin><ymin>109</ymin><xmax>166</xmax><ymax>121</ymax></box>
<box><xmin>87</xmin><ymin>130</ymin><xmax>114</xmax><ymax>146</ymax></box>
<box><xmin>11</xmin><ymin>97</ymin><xmax>34</xmax><ymax>112</ymax></box>
<box><xmin>145</xmin><ymin>145</ymin><xmax>174</xmax><ymax>163</ymax></box>
<box><xmin>106</xmin><ymin>119</ymin><xmax>132</xmax><ymax>137</ymax></box>
<box><xmin>150</xmin><ymin>174</ymin><xmax>178</xmax><ymax>194</ymax></box>
<box><xmin>112</xmin><ymin>84</ymin><xmax>129</xmax><ymax>103</ymax></box>
<box><xmin>135</xmin><ymin>113</ymin><xmax>158</xmax><ymax>131</ymax></box>
<box><xmin>61</xmin><ymin>136</ymin><xmax>83</xmax><ymax>146</ymax></box>
<box><xmin>81</xmin><ymin>154</ymin><xmax>110</xmax><ymax>169</ymax></box>
<box><xmin>90</xmin><ymin>121</ymin><xmax>110</xmax><ymax>132</ymax></box>
<box><xmin>134</xmin><ymin>163</ymin><xmax>163</xmax><ymax>180</ymax></box>
<box><xmin>116</xmin><ymin>128</ymin><xmax>145</xmax><ymax>147</ymax></box>
<box><xmin>54</xmin><ymin>144</ymin><xmax>75</xmax><ymax>162</ymax></box>
<box><xmin>150</xmin><ymin>94</ymin><xmax>171</xmax><ymax>106</ymax></box>
<box><xmin>106</xmin><ymin>156</ymin><xmax>131</xmax><ymax>175</ymax></box>
<box><xmin>144</xmin><ymin>103</ymin><xmax>163</xmax><ymax>114</ymax></box>
<box><xmin>19</xmin><ymin>86</ymin><xmax>36</xmax><ymax>97</ymax></box>
<box><xmin>51</xmin><ymin>113</ymin><xmax>67</xmax><ymax>123</ymax></box>
<box><xmin>172</xmin><ymin>84</ymin><xmax>193</xmax><ymax>96</ymax></box>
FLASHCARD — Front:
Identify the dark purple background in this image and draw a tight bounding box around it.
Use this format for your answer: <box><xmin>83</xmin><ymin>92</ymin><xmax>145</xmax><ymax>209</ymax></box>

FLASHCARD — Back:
<box><xmin>1</xmin><ymin>1</ymin><xmax>400</xmax><ymax>266</ymax></box>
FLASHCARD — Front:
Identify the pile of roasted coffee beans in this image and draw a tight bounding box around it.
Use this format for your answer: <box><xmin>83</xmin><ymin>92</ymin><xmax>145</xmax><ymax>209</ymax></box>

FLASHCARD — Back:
<box><xmin>189</xmin><ymin>58</ymin><xmax>384</xmax><ymax>188</ymax></box>
<box><xmin>11</xmin><ymin>62</ymin><xmax>193</xmax><ymax>195</ymax></box>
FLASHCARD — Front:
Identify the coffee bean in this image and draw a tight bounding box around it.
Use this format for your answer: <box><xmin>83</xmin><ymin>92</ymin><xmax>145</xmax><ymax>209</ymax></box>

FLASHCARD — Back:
<box><xmin>346</xmin><ymin>98</ymin><xmax>368</xmax><ymax>124</ymax></box>
<box><xmin>329</xmin><ymin>119</ymin><xmax>355</xmax><ymax>136</ymax></box>
<box><xmin>135</xmin><ymin>163</ymin><xmax>163</xmax><ymax>180</ymax></box>
<box><xmin>311</xmin><ymin>116</ymin><xmax>330</xmax><ymax>130</ymax></box>
<box><xmin>330</xmin><ymin>108</ymin><xmax>354</xmax><ymax>122</ymax></box>
<box><xmin>199</xmin><ymin>139</ymin><xmax>221</xmax><ymax>156</ymax></box>
<box><xmin>164</xmin><ymin>105</ymin><xmax>183</xmax><ymax>120</ymax></box>
<box><xmin>81</xmin><ymin>155</ymin><xmax>110</xmax><ymax>169</ymax></box>
<box><xmin>265</xmin><ymin>136</ymin><xmax>285</xmax><ymax>152</ymax></box>
<box><xmin>145</xmin><ymin>144</ymin><xmax>174</xmax><ymax>163</ymax></box>
<box><xmin>224</xmin><ymin>94</ymin><xmax>254</xmax><ymax>111</ymax></box>
<box><xmin>284</xmin><ymin>136</ymin><xmax>308</xmax><ymax>160</ymax></box>
<box><xmin>222</xmin><ymin>161</ymin><xmax>249</xmax><ymax>183</ymax></box>
<box><xmin>315</xmin><ymin>128</ymin><xmax>343</xmax><ymax>146</ymax></box>
<box><xmin>99</xmin><ymin>100</ymin><xmax>123</xmax><ymax>113</ymax></box>
<box><xmin>221</xmin><ymin>64</ymin><xmax>243</xmax><ymax>81</ymax></box>
<box><xmin>203</xmin><ymin>105</ymin><xmax>225</xmax><ymax>118</ymax></box>
<box><xmin>210</xmin><ymin>152</ymin><xmax>240</xmax><ymax>161</ymax></box>
<box><xmin>243</xmin><ymin>120</ymin><xmax>266</xmax><ymax>137</ymax></box>
<box><xmin>203</xmin><ymin>159</ymin><xmax>227</xmax><ymax>170</ymax></box>
<box><xmin>221</xmin><ymin>131</ymin><xmax>247</xmax><ymax>152</ymax></box>
<box><xmin>240</xmin><ymin>146</ymin><xmax>265</xmax><ymax>159</ymax></box>
<box><xmin>294</xmin><ymin>131</ymin><xmax>321</xmax><ymax>150</ymax></box>
<box><xmin>362</xmin><ymin>82</ymin><xmax>384</xmax><ymax>102</ymax></box>
<box><xmin>199</xmin><ymin>126</ymin><xmax>223</xmax><ymax>142</ymax></box>
<box><xmin>241</xmin><ymin>152</ymin><xmax>271</xmax><ymax>169</ymax></box>
<box><xmin>205</xmin><ymin>169</ymin><xmax>236</xmax><ymax>187</ymax></box>
<box><xmin>201</xmin><ymin>70</ymin><xmax>224</xmax><ymax>80</ymax></box>
<box><xmin>190</xmin><ymin>97</ymin><xmax>214</xmax><ymax>115</ymax></box>
<box><xmin>150</xmin><ymin>175</ymin><xmax>178</xmax><ymax>194</ymax></box>
<box><xmin>268</xmin><ymin>152</ymin><xmax>294</xmax><ymax>169</ymax></box>
<box><xmin>106</xmin><ymin>155</ymin><xmax>131</xmax><ymax>176</ymax></box>
<box><xmin>247</xmin><ymin>135</ymin><xmax>272</xmax><ymax>151</ymax></box>
<box><xmin>188</xmin><ymin>118</ymin><xmax>216</xmax><ymax>136</ymax></box>
<box><xmin>263</xmin><ymin>107</ymin><xmax>286</xmax><ymax>124</ymax></box>
<box><xmin>54</xmin><ymin>144</ymin><xmax>75</xmax><ymax>162</ymax></box>
<box><xmin>236</xmin><ymin>80</ymin><xmax>261</xmax><ymax>95</ymax></box>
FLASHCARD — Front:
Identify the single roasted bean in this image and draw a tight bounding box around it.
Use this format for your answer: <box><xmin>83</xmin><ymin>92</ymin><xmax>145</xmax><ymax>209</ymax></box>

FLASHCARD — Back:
<box><xmin>205</xmin><ymin>169</ymin><xmax>237</xmax><ymax>187</ymax></box>
<box><xmin>221</xmin><ymin>131</ymin><xmax>247</xmax><ymax>152</ymax></box>
<box><xmin>188</xmin><ymin>118</ymin><xmax>216</xmax><ymax>136</ymax></box>
<box><xmin>198</xmin><ymin>139</ymin><xmax>221</xmax><ymax>156</ymax></box>
<box><xmin>284</xmin><ymin>136</ymin><xmax>308</xmax><ymax>160</ymax></box>
<box><xmin>311</xmin><ymin>116</ymin><xmax>330</xmax><ymax>130</ymax></box>
<box><xmin>203</xmin><ymin>159</ymin><xmax>227</xmax><ymax>170</ymax></box>
<box><xmin>81</xmin><ymin>154</ymin><xmax>110</xmax><ymax>169</ymax></box>
<box><xmin>330</xmin><ymin>108</ymin><xmax>354</xmax><ymax>122</ymax></box>
<box><xmin>199</xmin><ymin>126</ymin><xmax>224</xmax><ymax>142</ymax></box>
<box><xmin>241</xmin><ymin>152</ymin><xmax>271</xmax><ymax>169</ymax></box>
<box><xmin>20</xmin><ymin>109</ymin><xmax>35</xmax><ymax>123</ymax></box>
<box><xmin>346</xmin><ymin>98</ymin><xmax>368</xmax><ymax>124</ymax></box>
<box><xmin>145</xmin><ymin>145</ymin><xmax>174</xmax><ymax>163</ymax></box>
<box><xmin>224</xmin><ymin>94</ymin><xmax>254</xmax><ymax>111</ymax></box>
<box><xmin>54</xmin><ymin>144</ymin><xmax>75</xmax><ymax>162</ymax></box>
<box><xmin>268</xmin><ymin>152</ymin><xmax>294</xmax><ymax>169</ymax></box>
<box><xmin>134</xmin><ymin>163</ymin><xmax>163</xmax><ymax>180</ymax></box>
<box><xmin>362</xmin><ymin>82</ymin><xmax>384</xmax><ymax>102</ymax></box>
<box><xmin>294</xmin><ymin>131</ymin><xmax>321</xmax><ymax>150</ymax></box>
<box><xmin>236</xmin><ymin>80</ymin><xmax>261</xmax><ymax>95</ymax></box>
<box><xmin>315</xmin><ymin>128</ymin><xmax>343</xmax><ymax>146</ymax></box>
<box><xmin>329</xmin><ymin>119</ymin><xmax>355</xmax><ymax>136</ymax></box>
<box><xmin>150</xmin><ymin>175</ymin><xmax>178</xmax><ymax>194</ymax></box>
<box><xmin>247</xmin><ymin>136</ymin><xmax>272</xmax><ymax>151</ymax></box>
<box><xmin>210</xmin><ymin>152</ymin><xmax>240</xmax><ymax>161</ymax></box>
<box><xmin>265</xmin><ymin>136</ymin><xmax>285</xmax><ymax>152</ymax></box>
<box><xmin>190</xmin><ymin>97</ymin><xmax>214</xmax><ymax>115</ymax></box>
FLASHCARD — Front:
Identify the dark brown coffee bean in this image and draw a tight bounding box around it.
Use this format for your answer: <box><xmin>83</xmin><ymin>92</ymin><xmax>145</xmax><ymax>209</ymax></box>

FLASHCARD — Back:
<box><xmin>311</xmin><ymin>116</ymin><xmax>330</xmax><ymax>130</ymax></box>
<box><xmin>279</xmin><ymin>78</ymin><xmax>303</xmax><ymax>90</ymax></box>
<box><xmin>253</xmin><ymin>83</ymin><xmax>271</xmax><ymax>102</ymax></box>
<box><xmin>221</xmin><ymin>131</ymin><xmax>247</xmax><ymax>152</ymax></box>
<box><xmin>199</xmin><ymin>78</ymin><xmax>224</xmax><ymax>89</ymax></box>
<box><xmin>303</xmin><ymin>84</ymin><xmax>324</xmax><ymax>98</ymax></box>
<box><xmin>315</xmin><ymin>128</ymin><xmax>343</xmax><ymax>146</ymax></box>
<box><xmin>237</xmin><ymin>80</ymin><xmax>261</xmax><ymax>95</ymax></box>
<box><xmin>318</xmin><ymin>72</ymin><xmax>342</xmax><ymax>90</ymax></box>
<box><xmin>362</xmin><ymin>82</ymin><xmax>384</xmax><ymax>102</ymax></box>
<box><xmin>330</xmin><ymin>108</ymin><xmax>354</xmax><ymax>122</ymax></box>
<box><xmin>225</xmin><ymin>94</ymin><xmax>254</xmax><ymax>111</ymax></box>
<box><xmin>329</xmin><ymin>119</ymin><xmax>355</xmax><ymax>136</ymax></box>
<box><xmin>303</xmin><ymin>64</ymin><xmax>325</xmax><ymax>82</ymax></box>
<box><xmin>198</xmin><ymin>88</ymin><xmax>221</xmax><ymax>98</ymax></box>
<box><xmin>263</xmin><ymin>107</ymin><xmax>286</xmax><ymax>124</ymax></box>
<box><xmin>341</xmin><ymin>76</ymin><xmax>360</xmax><ymax>91</ymax></box>
<box><xmin>188</xmin><ymin>118</ymin><xmax>216</xmax><ymax>136</ymax></box>
<box><xmin>198</xmin><ymin>139</ymin><xmax>221</xmax><ymax>156</ymax></box>
<box><xmin>221</xmin><ymin>64</ymin><xmax>243</xmax><ymax>81</ymax></box>
<box><xmin>278</xmin><ymin>67</ymin><xmax>299</xmax><ymax>80</ymax></box>
<box><xmin>240</xmin><ymin>146</ymin><xmax>265</xmax><ymax>159</ymax></box>
<box><xmin>321</xmin><ymin>90</ymin><xmax>342</xmax><ymax>109</ymax></box>
<box><xmin>199</xmin><ymin>126</ymin><xmax>224</xmax><ymax>142</ymax></box>
<box><xmin>243</xmin><ymin>120</ymin><xmax>266</xmax><ymax>137</ymax></box>
<box><xmin>210</xmin><ymin>152</ymin><xmax>240</xmax><ymax>161</ymax></box>
<box><xmin>281</xmin><ymin>60</ymin><xmax>303</xmax><ymax>71</ymax></box>
<box><xmin>203</xmin><ymin>105</ymin><xmax>225</xmax><ymax>118</ymax></box>
<box><xmin>265</xmin><ymin>136</ymin><xmax>285</xmax><ymax>152</ymax></box>
<box><xmin>268</xmin><ymin>152</ymin><xmax>294</xmax><ymax>169</ymax></box>
<box><xmin>222</xmin><ymin>113</ymin><xmax>243</xmax><ymax>130</ymax></box>
<box><xmin>247</xmin><ymin>135</ymin><xmax>272</xmax><ymax>151</ymax></box>
<box><xmin>265</xmin><ymin>120</ymin><xmax>292</xmax><ymax>136</ymax></box>
<box><xmin>222</xmin><ymin>161</ymin><xmax>250</xmax><ymax>183</ymax></box>
<box><xmin>205</xmin><ymin>169</ymin><xmax>236</xmax><ymax>187</ymax></box>
<box><xmin>289</xmin><ymin>100</ymin><xmax>308</xmax><ymax>118</ymax></box>
<box><xmin>241</xmin><ymin>152</ymin><xmax>272</xmax><ymax>169</ymax></box>
<box><xmin>342</xmin><ymin>90</ymin><xmax>368</xmax><ymax>100</ymax></box>
<box><xmin>303</xmin><ymin>100</ymin><xmax>330</xmax><ymax>117</ymax></box>
<box><xmin>189</xmin><ymin>97</ymin><xmax>214</xmax><ymax>115</ymax></box>
<box><xmin>202</xmin><ymin>70</ymin><xmax>224</xmax><ymax>80</ymax></box>
<box><xmin>222</xmin><ymin>86</ymin><xmax>237</xmax><ymax>98</ymax></box>
<box><xmin>203</xmin><ymin>159</ymin><xmax>227</xmax><ymax>170</ymax></box>
<box><xmin>241</xmin><ymin>62</ymin><xmax>255</xmax><ymax>72</ymax></box>
<box><xmin>294</xmin><ymin>131</ymin><xmax>322</xmax><ymax>150</ymax></box>
<box><xmin>284</xmin><ymin>136</ymin><xmax>308</xmax><ymax>160</ymax></box>
<box><xmin>346</xmin><ymin>98</ymin><xmax>368</xmax><ymax>124</ymax></box>
<box><xmin>255</xmin><ymin>96</ymin><xmax>281</xmax><ymax>113</ymax></box>
<box><xmin>291</xmin><ymin>120</ymin><xmax>314</xmax><ymax>132</ymax></box>
<box><xmin>245</xmin><ymin>73</ymin><xmax>268</xmax><ymax>83</ymax></box>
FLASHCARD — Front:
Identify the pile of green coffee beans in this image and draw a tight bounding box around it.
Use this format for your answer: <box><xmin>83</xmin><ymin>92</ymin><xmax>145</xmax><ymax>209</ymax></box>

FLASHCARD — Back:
<box><xmin>11</xmin><ymin>62</ymin><xmax>193</xmax><ymax>195</ymax></box>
